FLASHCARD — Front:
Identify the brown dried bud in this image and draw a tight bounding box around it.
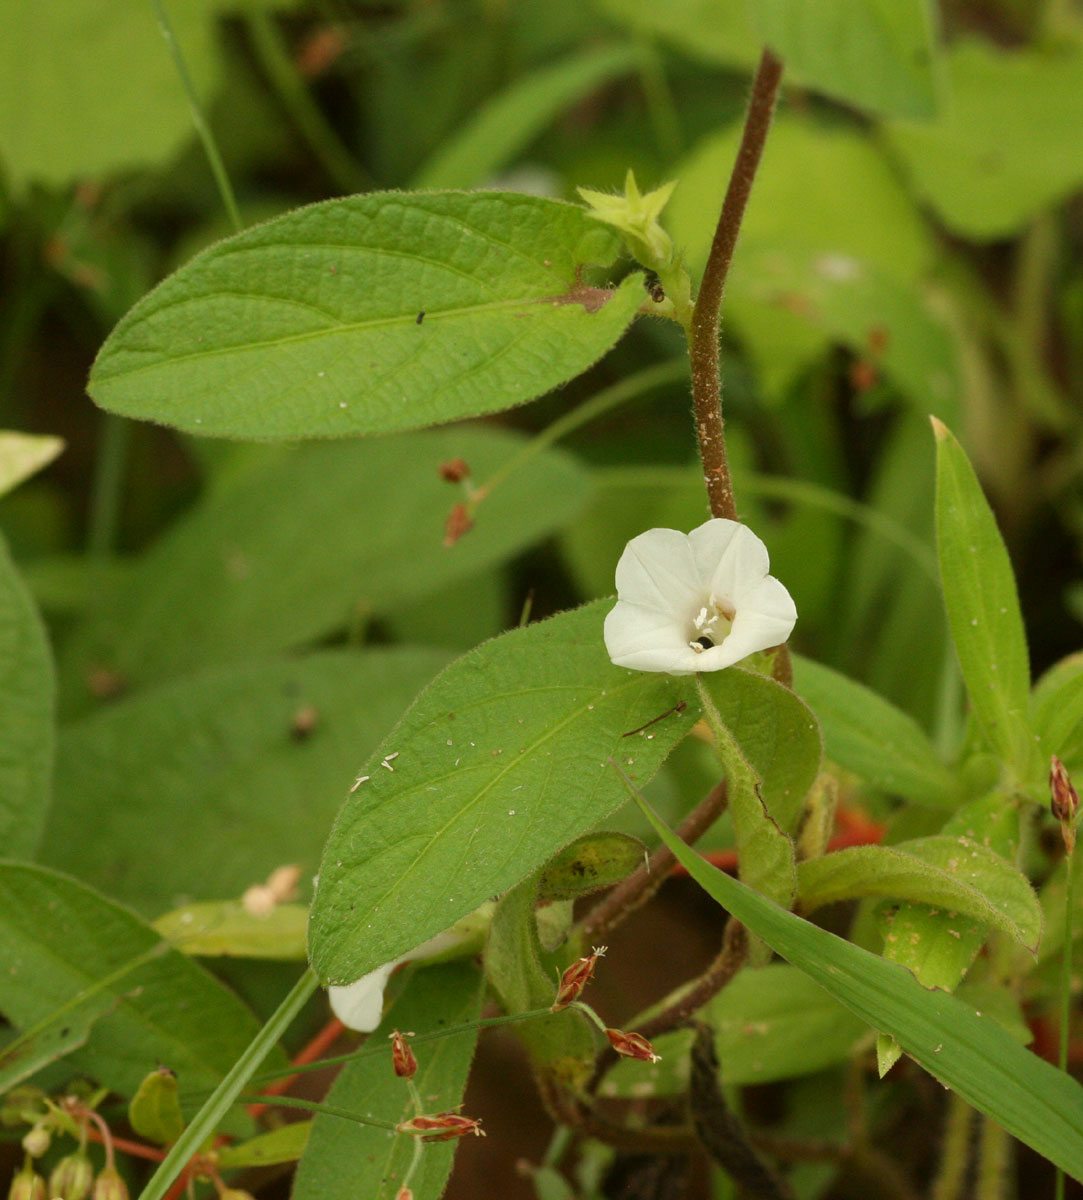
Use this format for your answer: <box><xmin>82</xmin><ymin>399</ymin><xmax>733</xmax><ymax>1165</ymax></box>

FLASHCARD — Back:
<box><xmin>604</xmin><ymin>1028</ymin><xmax>661</xmax><ymax>1063</ymax></box>
<box><xmin>551</xmin><ymin>946</ymin><xmax>606</xmax><ymax>1011</ymax></box>
<box><xmin>396</xmin><ymin>1112</ymin><xmax>485</xmax><ymax>1141</ymax></box>
<box><xmin>7</xmin><ymin>1165</ymin><xmax>46</xmax><ymax>1200</ymax></box>
<box><xmin>442</xmin><ymin>503</ymin><xmax>474</xmax><ymax>547</ymax></box>
<box><xmin>92</xmin><ymin>1167</ymin><xmax>129</xmax><ymax>1200</ymax></box>
<box><xmin>1051</xmin><ymin>755</ymin><xmax>1080</xmax><ymax>853</ymax></box>
<box><xmin>389</xmin><ymin>1029</ymin><xmax>418</xmax><ymax>1079</ymax></box>
<box><xmin>48</xmin><ymin>1154</ymin><xmax>93</xmax><ymax>1200</ymax></box>
<box><xmin>21</xmin><ymin>1123</ymin><xmax>50</xmax><ymax>1157</ymax></box>
<box><xmin>438</xmin><ymin>458</ymin><xmax>471</xmax><ymax>483</ymax></box>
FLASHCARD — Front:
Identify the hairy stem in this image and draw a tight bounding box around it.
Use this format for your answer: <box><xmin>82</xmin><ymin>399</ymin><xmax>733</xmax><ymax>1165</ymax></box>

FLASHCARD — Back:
<box><xmin>582</xmin><ymin>780</ymin><xmax>728</xmax><ymax>940</ymax></box>
<box><xmin>688</xmin><ymin>48</ymin><xmax>783</xmax><ymax>522</ymax></box>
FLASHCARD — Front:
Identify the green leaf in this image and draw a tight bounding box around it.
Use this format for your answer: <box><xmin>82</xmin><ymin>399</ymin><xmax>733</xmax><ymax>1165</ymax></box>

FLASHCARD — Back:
<box><xmin>0</xmin><ymin>1010</ymin><xmax>100</xmax><ymax>1096</ymax></box>
<box><xmin>0</xmin><ymin>0</ymin><xmax>219</xmax><ymax>188</ymax></box>
<box><xmin>292</xmin><ymin>963</ymin><xmax>483</xmax><ymax>1200</ymax></box>
<box><xmin>631</xmin><ymin>796</ymin><xmax>1083</xmax><ymax>1182</ymax></box>
<box><xmin>0</xmin><ymin>862</ymin><xmax>286</xmax><ymax>1113</ymax></box>
<box><xmin>308</xmin><ymin>601</ymin><xmax>699</xmax><ymax>985</ymax></box>
<box><xmin>41</xmin><ymin>649</ymin><xmax>448</xmax><ymax>916</ymax></box>
<box><xmin>537</xmin><ymin>832</ymin><xmax>646</xmax><ymax>901</ymax></box>
<box><xmin>414</xmin><ymin>45</ymin><xmax>640</xmax><ymax>188</ymax></box>
<box><xmin>61</xmin><ymin>428</ymin><xmax>586</xmax><ymax>691</ymax></box>
<box><xmin>216</xmin><ymin>1120</ymin><xmax>311</xmax><ymax>1169</ymax></box>
<box><xmin>797</xmin><ymin>835</ymin><xmax>1040</xmax><ymax>950</ymax></box>
<box><xmin>932</xmin><ymin>419</ymin><xmax>1032</xmax><ymax>775</ymax></box>
<box><xmin>749</xmin><ymin>0</ymin><xmax>940</xmax><ymax>117</ymax></box>
<box><xmin>1032</xmin><ymin>653</ymin><xmax>1083</xmax><ymax>771</ymax></box>
<box><xmin>129</xmin><ymin>1068</ymin><xmax>185</xmax><ymax>1146</ymax></box>
<box><xmin>0</xmin><ymin>432</ymin><xmax>64</xmax><ymax>498</ymax></box>
<box><xmin>792</xmin><ymin>654</ymin><xmax>958</xmax><ymax>806</ymax></box>
<box><xmin>154</xmin><ymin>902</ymin><xmax>308</xmax><ymax>960</ymax></box>
<box><xmin>0</xmin><ymin>532</ymin><xmax>55</xmax><ymax>859</ymax></box>
<box><xmin>88</xmin><ymin>192</ymin><xmax>644</xmax><ymax>439</ymax></box>
<box><xmin>701</xmin><ymin>666</ymin><xmax>822</xmax><ymax>835</ymax></box>
<box><xmin>485</xmin><ymin>876</ymin><xmax>596</xmax><ymax>1087</ymax></box>
<box><xmin>600</xmin><ymin>964</ymin><xmax>869</xmax><ymax>1097</ymax></box>
<box><xmin>696</xmin><ymin>678</ymin><xmax>796</xmax><ymax>914</ymax></box>
<box><xmin>886</xmin><ymin>39</ymin><xmax>1083</xmax><ymax>240</ymax></box>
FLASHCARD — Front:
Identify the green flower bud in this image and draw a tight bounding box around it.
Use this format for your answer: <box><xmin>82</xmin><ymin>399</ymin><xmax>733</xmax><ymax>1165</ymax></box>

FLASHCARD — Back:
<box><xmin>48</xmin><ymin>1154</ymin><xmax>93</xmax><ymax>1200</ymax></box>
<box><xmin>7</xmin><ymin>1165</ymin><xmax>46</xmax><ymax>1200</ymax></box>
<box><xmin>578</xmin><ymin>170</ymin><xmax>677</xmax><ymax>271</ymax></box>
<box><xmin>91</xmin><ymin>1167</ymin><xmax>129</xmax><ymax>1200</ymax></box>
<box><xmin>21</xmin><ymin>1123</ymin><xmax>51</xmax><ymax>1158</ymax></box>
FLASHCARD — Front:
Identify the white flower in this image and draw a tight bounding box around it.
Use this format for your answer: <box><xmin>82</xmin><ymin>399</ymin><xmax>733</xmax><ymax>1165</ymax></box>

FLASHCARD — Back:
<box><xmin>603</xmin><ymin>519</ymin><xmax>796</xmax><ymax>676</ymax></box>
<box><xmin>327</xmin><ymin>904</ymin><xmax>493</xmax><ymax>1032</ymax></box>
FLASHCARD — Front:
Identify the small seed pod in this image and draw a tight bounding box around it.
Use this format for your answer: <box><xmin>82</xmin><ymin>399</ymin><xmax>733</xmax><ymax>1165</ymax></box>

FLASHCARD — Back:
<box><xmin>396</xmin><ymin>1112</ymin><xmax>485</xmax><ymax>1141</ymax></box>
<box><xmin>48</xmin><ymin>1153</ymin><xmax>94</xmax><ymax>1200</ymax></box>
<box><xmin>551</xmin><ymin>946</ymin><xmax>606</xmax><ymax>1011</ymax></box>
<box><xmin>389</xmin><ymin>1029</ymin><xmax>418</xmax><ymax>1079</ymax></box>
<box><xmin>91</xmin><ymin>1167</ymin><xmax>129</xmax><ymax>1200</ymax></box>
<box><xmin>7</xmin><ymin>1165</ymin><xmax>46</xmax><ymax>1200</ymax></box>
<box><xmin>604</xmin><ymin>1028</ymin><xmax>662</xmax><ymax>1063</ymax></box>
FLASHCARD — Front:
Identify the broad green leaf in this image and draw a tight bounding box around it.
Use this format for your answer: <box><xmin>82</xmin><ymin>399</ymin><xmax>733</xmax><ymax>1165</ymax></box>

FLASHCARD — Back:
<box><xmin>216</xmin><ymin>1120</ymin><xmax>310</xmax><ymax>1169</ymax></box>
<box><xmin>485</xmin><ymin>876</ymin><xmax>596</xmax><ymax>1087</ymax></box>
<box><xmin>0</xmin><ymin>433</ymin><xmax>63</xmax><ymax>498</ymax></box>
<box><xmin>667</xmin><ymin>115</ymin><xmax>935</xmax><ymax>399</ymax></box>
<box><xmin>0</xmin><ymin>0</ymin><xmax>218</xmax><ymax>187</ymax></box>
<box><xmin>701</xmin><ymin>666</ymin><xmax>822</xmax><ymax>834</ymax></box>
<box><xmin>154</xmin><ymin>902</ymin><xmax>308</xmax><ymax>960</ymax></box>
<box><xmin>0</xmin><ymin>862</ymin><xmax>286</xmax><ymax>1114</ymax></box>
<box><xmin>797</xmin><ymin>834</ymin><xmax>1040</xmax><ymax>950</ymax></box>
<box><xmin>537</xmin><ymin>832</ymin><xmax>646</xmax><ymax>901</ymax></box>
<box><xmin>731</xmin><ymin>242</ymin><xmax>960</xmax><ymax>422</ymax></box>
<box><xmin>1032</xmin><ymin>653</ymin><xmax>1083</xmax><ymax>771</ymax></box>
<box><xmin>593</xmin><ymin>0</ymin><xmax>760</xmax><ymax>70</ymax></box>
<box><xmin>600</xmin><ymin>964</ymin><xmax>868</xmax><ymax>1097</ymax></box>
<box><xmin>792</xmin><ymin>655</ymin><xmax>958</xmax><ymax>806</ymax></box>
<box><xmin>415</xmin><ymin>45</ymin><xmax>640</xmax><ymax>188</ymax></box>
<box><xmin>695</xmin><ymin>678</ymin><xmax>797</xmax><ymax>916</ymax></box>
<box><xmin>0</xmin><ymin>1011</ymin><xmax>99</xmax><ymax>1096</ymax></box>
<box><xmin>41</xmin><ymin>649</ymin><xmax>448</xmax><ymax>916</ymax></box>
<box><xmin>129</xmin><ymin>1068</ymin><xmax>185</xmax><ymax>1146</ymax></box>
<box><xmin>749</xmin><ymin>0</ymin><xmax>939</xmax><ymax>117</ymax></box>
<box><xmin>932</xmin><ymin>420</ymin><xmax>1032</xmax><ymax>775</ymax></box>
<box><xmin>292</xmin><ymin>963</ymin><xmax>483</xmax><ymax>1200</ymax></box>
<box><xmin>886</xmin><ymin>40</ymin><xmax>1083</xmax><ymax>240</ymax></box>
<box><xmin>0</xmin><ymin>532</ymin><xmax>55</xmax><ymax>859</ymax></box>
<box><xmin>308</xmin><ymin>601</ymin><xmax>699</xmax><ymax>985</ymax></box>
<box><xmin>88</xmin><ymin>193</ymin><xmax>644</xmax><ymax>439</ymax></box>
<box><xmin>633</xmin><ymin>798</ymin><xmax>1083</xmax><ymax>1182</ymax></box>
<box><xmin>62</xmin><ymin>427</ymin><xmax>582</xmax><ymax>690</ymax></box>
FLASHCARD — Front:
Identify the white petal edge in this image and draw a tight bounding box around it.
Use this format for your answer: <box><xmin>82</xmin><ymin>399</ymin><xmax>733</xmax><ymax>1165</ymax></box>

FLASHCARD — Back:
<box><xmin>705</xmin><ymin>522</ymin><xmax>771</xmax><ymax>603</ymax></box>
<box><xmin>699</xmin><ymin>575</ymin><xmax>797</xmax><ymax>670</ymax></box>
<box><xmin>328</xmin><ymin>962</ymin><xmax>396</xmax><ymax>1032</ymax></box>
<box><xmin>614</xmin><ymin>528</ymin><xmax>705</xmax><ymax>616</ymax></box>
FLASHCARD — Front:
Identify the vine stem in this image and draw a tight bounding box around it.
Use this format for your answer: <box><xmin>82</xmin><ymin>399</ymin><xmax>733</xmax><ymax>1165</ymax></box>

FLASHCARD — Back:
<box><xmin>688</xmin><ymin>47</ymin><xmax>783</xmax><ymax>522</ymax></box>
<box><xmin>1055</xmin><ymin>840</ymin><xmax>1078</xmax><ymax>1200</ymax></box>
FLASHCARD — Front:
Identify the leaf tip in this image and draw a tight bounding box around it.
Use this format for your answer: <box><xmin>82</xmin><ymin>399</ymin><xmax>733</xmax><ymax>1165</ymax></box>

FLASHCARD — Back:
<box><xmin>929</xmin><ymin>415</ymin><xmax>951</xmax><ymax>442</ymax></box>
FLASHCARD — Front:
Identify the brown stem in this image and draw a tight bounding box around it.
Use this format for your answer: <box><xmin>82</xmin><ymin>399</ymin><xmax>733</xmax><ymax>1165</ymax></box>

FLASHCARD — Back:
<box><xmin>588</xmin><ymin>919</ymin><xmax>748</xmax><ymax>1094</ymax></box>
<box><xmin>582</xmin><ymin>781</ymin><xmax>728</xmax><ymax>941</ymax></box>
<box><xmin>688</xmin><ymin>47</ymin><xmax>784</xmax><ymax>521</ymax></box>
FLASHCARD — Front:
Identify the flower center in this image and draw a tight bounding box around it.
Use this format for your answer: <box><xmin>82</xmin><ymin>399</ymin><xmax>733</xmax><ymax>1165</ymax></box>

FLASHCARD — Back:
<box><xmin>689</xmin><ymin>597</ymin><xmax>735</xmax><ymax>653</ymax></box>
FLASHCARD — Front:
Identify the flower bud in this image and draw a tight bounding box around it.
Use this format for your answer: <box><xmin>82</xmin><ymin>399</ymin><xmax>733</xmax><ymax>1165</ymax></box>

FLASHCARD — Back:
<box><xmin>7</xmin><ymin>1165</ymin><xmax>46</xmax><ymax>1200</ymax></box>
<box><xmin>21</xmin><ymin>1123</ymin><xmax>50</xmax><ymax>1157</ymax></box>
<box><xmin>604</xmin><ymin>1028</ymin><xmax>661</xmax><ymax>1063</ymax></box>
<box><xmin>91</xmin><ymin>1168</ymin><xmax>128</xmax><ymax>1200</ymax></box>
<box><xmin>1051</xmin><ymin>756</ymin><xmax>1079</xmax><ymax>853</ymax></box>
<box><xmin>48</xmin><ymin>1153</ymin><xmax>94</xmax><ymax>1200</ymax></box>
<box><xmin>389</xmin><ymin>1029</ymin><xmax>418</xmax><ymax>1079</ymax></box>
<box><xmin>438</xmin><ymin>458</ymin><xmax>470</xmax><ymax>484</ymax></box>
<box><xmin>396</xmin><ymin>1112</ymin><xmax>485</xmax><ymax>1141</ymax></box>
<box><xmin>551</xmin><ymin>946</ymin><xmax>606</xmax><ymax>1012</ymax></box>
<box><xmin>442</xmin><ymin>503</ymin><xmax>474</xmax><ymax>547</ymax></box>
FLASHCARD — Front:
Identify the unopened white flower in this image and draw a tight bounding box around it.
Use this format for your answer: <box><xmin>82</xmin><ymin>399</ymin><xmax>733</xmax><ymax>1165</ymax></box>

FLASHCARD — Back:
<box><xmin>328</xmin><ymin>905</ymin><xmax>493</xmax><ymax>1032</ymax></box>
<box><xmin>603</xmin><ymin>519</ymin><xmax>796</xmax><ymax>676</ymax></box>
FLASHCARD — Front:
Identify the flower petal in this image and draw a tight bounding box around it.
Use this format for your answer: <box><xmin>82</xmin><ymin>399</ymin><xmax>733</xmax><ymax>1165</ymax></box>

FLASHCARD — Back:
<box><xmin>328</xmin><ymin>961</ymin><xmax>397</xmax><ymax>1032</ymax></box>
<box><xmin>703</xmin><ymin>522</ymin><xmax>771</xmax><ymax>603</ymax></box>
<box><xmin>614</xmin><ymin>528</ymin><xmax>704</xmax><ymax>615</ymax></box>
<box><xmin>604</xmin><ymin>601</ymin><xmax>703</xmax><ymax>674</ymax></box>
<box><xmin>700</xmin><ymin>575</ymin><xmax>797</xmax><ymax>670</ymax></box>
